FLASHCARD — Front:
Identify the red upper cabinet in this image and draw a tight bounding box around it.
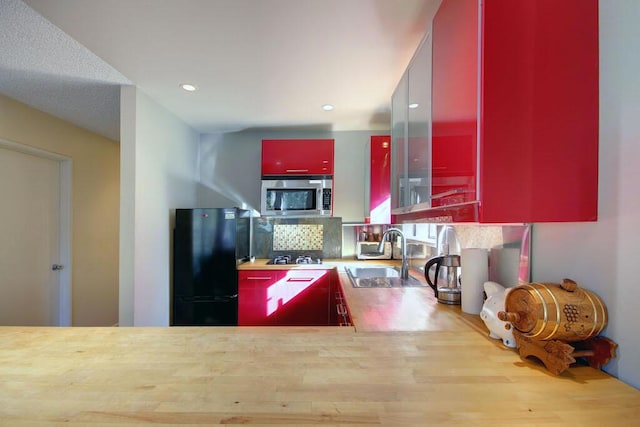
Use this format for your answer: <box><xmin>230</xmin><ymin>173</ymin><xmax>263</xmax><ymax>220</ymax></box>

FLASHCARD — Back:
<box><xmin>480</xmin><ymin>0</ymin><xmax>598</xmax><ymax>222</ymax></box>
<box><xmin>369</xmin><ymin>135</ymin><xmax>391</xmax><ymax>224</ymax></box>
<box><xmin>398</xmin><ymin>0</ymin><xmax>598</xmax><ymax>223</ymax></box>
<box><xmin>261</xmin><ymin>139</ymin><xmax>334</xmax><ymax>176</ymax></box>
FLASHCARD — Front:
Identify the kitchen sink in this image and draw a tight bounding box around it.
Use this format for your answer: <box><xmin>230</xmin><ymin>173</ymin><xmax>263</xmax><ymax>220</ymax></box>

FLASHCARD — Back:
<box><xmin>344</xmin><ymin>266</ymin><xmax>426</xmax><ymax>288</ymax></box>
<box><xmin>346</xmin><ymin>267</ymin><xmax>401</xmax><ymax>279</ymax></box>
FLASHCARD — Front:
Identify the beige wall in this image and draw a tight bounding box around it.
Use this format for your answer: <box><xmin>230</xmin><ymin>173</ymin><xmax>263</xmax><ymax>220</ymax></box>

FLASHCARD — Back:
<box><xmin>0</xmin><ymin>94</ymin><xmax>119</xmax><ymax>326</ymax></box>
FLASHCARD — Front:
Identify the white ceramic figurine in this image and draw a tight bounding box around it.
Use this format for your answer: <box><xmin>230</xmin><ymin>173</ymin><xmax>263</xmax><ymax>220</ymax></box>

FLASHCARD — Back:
<box><xmin>480</xmin><ymin>281</ymin><xmax>516</xmax><ymax>348</ymax></box>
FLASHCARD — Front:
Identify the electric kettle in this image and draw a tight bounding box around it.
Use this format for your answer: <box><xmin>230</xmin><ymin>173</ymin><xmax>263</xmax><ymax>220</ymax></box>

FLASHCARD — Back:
<box><xmin>424</xmin><ymin>255</ymin><xmax>462</xmax><ymax>305</ymax></box>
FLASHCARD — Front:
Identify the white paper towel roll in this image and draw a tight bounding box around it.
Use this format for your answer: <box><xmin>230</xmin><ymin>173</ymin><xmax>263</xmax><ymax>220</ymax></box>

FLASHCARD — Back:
<box><xmin>461</xmin><ymin>248</ymin><xmax>489</xmax><ymax>315</ymax></box>
<box><xmin>489</xmin><ymin>247</ymin><xmax>520</xmax><ymax>287</ymax></box>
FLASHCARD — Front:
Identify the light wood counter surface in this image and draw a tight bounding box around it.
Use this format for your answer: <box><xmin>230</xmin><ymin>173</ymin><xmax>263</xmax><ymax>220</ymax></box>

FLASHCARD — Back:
<box><xmin>1</xmin><ymin>260</ymin><xmax>638</xmax><ymax>425</ymax></box>
<box><xmin>239</xmin><ymin>258</ymin><xmax>476</xmax><ymax>333</ymax></box>
<box><xmin>1</xmin><ymin>326</ymin><xmax>638</xmax><ymax>425</ymax></box>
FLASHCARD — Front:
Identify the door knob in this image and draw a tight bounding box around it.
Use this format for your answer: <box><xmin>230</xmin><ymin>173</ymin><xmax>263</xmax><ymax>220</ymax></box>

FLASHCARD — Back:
<box><xmin>51</xmin><ymin>264</ymin><xmax>64</xmax><ymax>271</ymax></box>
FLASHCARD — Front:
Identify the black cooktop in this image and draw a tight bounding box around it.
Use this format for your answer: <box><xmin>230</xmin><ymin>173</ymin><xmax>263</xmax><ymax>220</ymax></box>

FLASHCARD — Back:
<box><xmin>267</xmin><ymin>254</ymin><xmax>323</xmax><ymax>265</ymax></box>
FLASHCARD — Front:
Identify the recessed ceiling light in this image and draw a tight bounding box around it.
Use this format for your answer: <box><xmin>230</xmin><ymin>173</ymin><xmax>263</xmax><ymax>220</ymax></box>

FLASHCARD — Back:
<box><xmin>322</xmin><ymin>104</ymin><xmax>334</xmax><ymax>111</ymax></box>
<box><xmin>408</xmin><ymin>103</ymin><xmax>419</xmax><ymax>109</ymax></box>
<box><xmin>180</xmin><ymin>83</ymin><xmax>197</xmax><ymax>92</ymax></box>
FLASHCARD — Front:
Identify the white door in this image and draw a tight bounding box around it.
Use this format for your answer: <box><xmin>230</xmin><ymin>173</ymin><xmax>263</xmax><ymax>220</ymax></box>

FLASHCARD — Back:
<box><xmin>0</xmin><ymin>146</ymin><xmax>62</xmax><ymax>325</ymax></box>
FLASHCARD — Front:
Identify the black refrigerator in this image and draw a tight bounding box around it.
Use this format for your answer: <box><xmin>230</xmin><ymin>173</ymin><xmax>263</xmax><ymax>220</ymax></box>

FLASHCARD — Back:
<box><xmin>172</xmin><ymin>208</ymin><xmax>251</xmax><ymax>326</ymax></box>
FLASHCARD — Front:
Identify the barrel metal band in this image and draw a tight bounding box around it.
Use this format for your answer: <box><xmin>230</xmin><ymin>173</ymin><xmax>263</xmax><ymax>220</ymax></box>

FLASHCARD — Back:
<box><xmin>526</xmin><ymin>284</ymin><xmax>550</xmax><ymax>339</ymax></box>
<box><xmin>582</xmin><ymin>291</ymin><xmax>605</xmax><ymax>336</ymax></box>
<box><xmin>543</xmin><ymin>285</ymin><xmax>561</xmax><ymax>340</ymax></box>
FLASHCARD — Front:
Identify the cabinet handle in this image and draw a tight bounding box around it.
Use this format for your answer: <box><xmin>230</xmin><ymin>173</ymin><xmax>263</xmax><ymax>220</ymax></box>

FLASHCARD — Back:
<box><xmin>285</xmin><ymin>169</ymin><xmax>309</xmax><ymax>173</ymax></box>
<box><xmin>286</xmin><ymin>277</ymin><xmax>314</xmax><ymax>282</ymax></box>
<box><xmin>336</xmin><ymin>303</ymin><xmax>347</xmax><ymax>316</ymax></box>
<box><xmin>246</xmin><ymin>276</ymin><xmax>273</xmax><ymax>280</ymax></box>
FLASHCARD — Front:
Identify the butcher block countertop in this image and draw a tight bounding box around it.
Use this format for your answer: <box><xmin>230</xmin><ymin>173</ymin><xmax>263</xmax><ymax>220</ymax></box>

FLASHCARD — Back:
<box><xmin>239</xmin><ymin>258</ymin><xmax>480</xmax><ymax>333</ymax></box>
<box><xmin>1</xmin><ymin>260</ymin><xmax>638</xmax><ymax>425</ymax></box>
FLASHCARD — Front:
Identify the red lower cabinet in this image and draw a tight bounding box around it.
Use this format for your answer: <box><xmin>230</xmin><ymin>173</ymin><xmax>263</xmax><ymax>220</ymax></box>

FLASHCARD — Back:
<box><xmin>277</xmin><ymin>270</ymin><xmax>331</xmax><ymax>326</ymax></box>
<box><xmin>238</xmin><ymin>270</ymin><xmax>285</xmax><ymax>326</ymax></box>
<box><xmin>238</xmin><ymin>269</ymin><xmax>331</xmax><ymax>326</ymax></box>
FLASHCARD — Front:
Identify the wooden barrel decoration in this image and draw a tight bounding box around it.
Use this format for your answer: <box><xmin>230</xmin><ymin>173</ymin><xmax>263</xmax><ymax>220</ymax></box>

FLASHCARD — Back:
<box><xmin>497</xmin><ymin>279</ymin><xmax>607</xmax><ymax>342</ymax></box>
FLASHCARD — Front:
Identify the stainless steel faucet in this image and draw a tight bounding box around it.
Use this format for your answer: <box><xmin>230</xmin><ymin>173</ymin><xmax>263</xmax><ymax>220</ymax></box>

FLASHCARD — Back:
<box><xmin>377</xmin><ymin>227</ymin><xmax>408</xmax><ymax>280</ymax></box>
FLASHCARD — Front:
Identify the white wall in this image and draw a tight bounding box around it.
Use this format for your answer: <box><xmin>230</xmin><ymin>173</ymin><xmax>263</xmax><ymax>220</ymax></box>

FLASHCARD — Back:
<box><xmin>532</xmin><ymin>1</ymin><xmax>640</xmax><ymax>389</ymax></box>
<box><xmin>199</xmin><ymin>133</ymin><xmax>262</xmax><ymax>210</ymax></box>
<box><xmin>199</xmin><ymin>129</ymin><xmax>383</xmax><ymax>222</ymax></box>
<box><xmin>119</xmin><ymin>86</ymin><xmax>200</xmax><ymax>326</ymax></box>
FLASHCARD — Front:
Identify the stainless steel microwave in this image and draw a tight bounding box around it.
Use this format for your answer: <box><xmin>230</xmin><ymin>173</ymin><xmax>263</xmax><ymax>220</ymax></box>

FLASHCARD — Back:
<box><xmin>261</xmin><ymin>176</ymin><xmax>333</xmax><ymax>217</ymax></box>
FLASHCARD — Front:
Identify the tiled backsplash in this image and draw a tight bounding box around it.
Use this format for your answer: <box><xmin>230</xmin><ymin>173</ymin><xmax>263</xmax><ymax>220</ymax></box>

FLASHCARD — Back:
<box><xmin>254</xmin><ymin>216</ymin><xmax>529</xmax><ymax>283</ymax></box>
<box><xmin>273</xmin><ymin>224</ymin><xmax>323</xmax><ymax>251</ymax></box>
<box><xmin>253</xmin><ymin>217</ymin><xmax>342</xmax><ymax>259</ymax></box>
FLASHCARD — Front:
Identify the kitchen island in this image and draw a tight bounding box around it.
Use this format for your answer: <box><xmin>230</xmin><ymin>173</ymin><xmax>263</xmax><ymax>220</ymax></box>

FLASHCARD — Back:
<box><xmin>1</xmin><ymin>260</ymin><xmax>638</xmax><ymax>425</ymax></box>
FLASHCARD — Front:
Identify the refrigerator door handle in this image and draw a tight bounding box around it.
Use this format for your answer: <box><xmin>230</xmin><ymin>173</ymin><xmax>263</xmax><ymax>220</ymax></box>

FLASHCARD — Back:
<box><xmin>181</xmin><ymin>295</ymin><xmax>238</xmax><ymax>303</ymax></box>
<box><xmin>212</xmin><ymin>294</ymin><xmax>238</xmax><ymax>303</ymax></box>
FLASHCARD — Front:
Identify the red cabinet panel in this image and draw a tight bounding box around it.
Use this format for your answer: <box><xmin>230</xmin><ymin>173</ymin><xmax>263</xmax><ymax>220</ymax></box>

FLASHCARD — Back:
<box><xmin>431</xmin><ymin>122</ymin><xmax>476</xmax><ymax>208</ymax></box>
<box><xmin>238</xmin><ymin>270</ymin><xmax>285</xmax><ymax>326</ymax></box>
<box><xmin>262</xmin><ymin>139</ymin><xmax>334</xmax><ymax>175</ymax></box>
<box><xmin>426</xmin><ymin>0</ymin><xmax>599</xmax><ymax>222</ymax></box>
<box><xmin>238</xmin><ymin>269</ymin><xmax>331</xmax><ymax>326</ymax></box>
<box><xmin>276</xmin><ymin>270</ymin><xmax>331</xmax><ymax>326</ymax></box>
<box><xmin>369</xmin><ymin>135</ymin><xmax>391</xmax><ymax>224</ymax></box>
<box><xmin>480</xmin><ymin>0</ymin><xmax>598</xmax><ymax>222</ymax></box>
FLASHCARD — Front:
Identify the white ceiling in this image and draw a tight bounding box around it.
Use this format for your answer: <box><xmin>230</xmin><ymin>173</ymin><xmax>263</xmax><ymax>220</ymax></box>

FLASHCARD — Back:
<box><xmin>1</xmin><ymin>0</ymin><xmax>440</xmax><ymax>141</ymax></box>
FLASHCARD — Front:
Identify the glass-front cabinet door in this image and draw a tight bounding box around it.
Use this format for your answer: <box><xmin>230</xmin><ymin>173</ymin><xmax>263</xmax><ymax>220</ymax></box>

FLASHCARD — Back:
<box><xmin>391</xmin><ymin>30</ymin><xmax>432</xmax><ymax>214</ymax></box>
<box><xmin>391</xmin><ymin>71</ymin><xmax>408</xmax><ymax>211</ymax></box>
<box><xmin>407</xmin><ymin>32</ymin><xmax>432</xmax><ymax>209</ymax></box>
<box><xmin>391</xmin><ymin>6</ymin><xmax>479</xmax><ymax>221</ymax></box>
<box><xmin>430</xmin><ymin>0</ymin><xmax>478</xmax><ymax>209</ymax></box>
